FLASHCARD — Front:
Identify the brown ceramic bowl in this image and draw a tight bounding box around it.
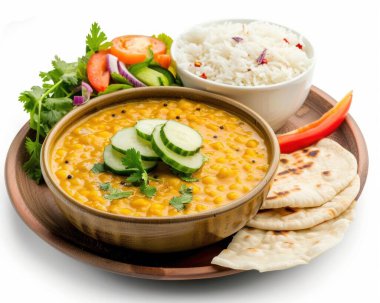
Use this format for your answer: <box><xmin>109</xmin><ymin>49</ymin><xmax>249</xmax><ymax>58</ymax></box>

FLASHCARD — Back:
<box><xmin>41</xmin><ymin>87</ymin><xmax>279</xmax><ymax>253</ymax></box>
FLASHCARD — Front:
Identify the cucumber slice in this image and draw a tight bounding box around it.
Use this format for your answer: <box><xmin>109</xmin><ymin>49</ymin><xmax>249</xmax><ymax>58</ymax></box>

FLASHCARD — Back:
<box><xmin>132</xmin><ymin>67</ymin><xmax>170</xmax><ymax>86</ymax></box>
<box><xmin>149</xmin><ymin>65</ymin><xmax>176</xmax><ymax>85</ymax></box>
<box><xmin>152</xmin><ymin>125</ymin><xmax>204</xmax><ymax>174</ymax></box>
<box><xmin>111</xmin><ymin>127</ymin><xmax>159</xmax><ymax>161</ymax></box>
<box><xmin>160</xmin><ymin>120</ymin><xmax>202</xmax><ymax>156</ymax></box>
<box><xmin>103</xmin><ymin>145</ymin><xmax>157</xmax><ymax>175</ymax></box>
<box><xmin>135</xmin><ymin>119</ymin><xmax>167</xmax><ymax>141</ymax></box>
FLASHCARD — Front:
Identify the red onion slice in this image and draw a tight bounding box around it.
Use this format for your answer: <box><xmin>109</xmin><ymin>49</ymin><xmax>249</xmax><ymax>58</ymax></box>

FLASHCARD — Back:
<box><xmin>257</xmin><ymin>48</ymin><xmax>267</xmax><ymax>65</ymax></box>
<box><xmin>73</xmin><ymin>96</ymin><xmax>85</xmax><ymax>106</ymax></box>
<box><xmin>232</xmin><ymin>36</ymin><xmax>243</xmax><ymax>43</ymax></box>
<box><xmin>118</xmin><ymin>61</ymin><xmax>146</xmax><ymax>88</ymax></box>
<box><xmin>74</xmin><ymin>82</ymin><xmax>93</xmax><ymax>106</ymax></box>
<box><xmin>107</xmin><ymin>54</ymin><xmax>120</xmax><ymax>74</ymax></box>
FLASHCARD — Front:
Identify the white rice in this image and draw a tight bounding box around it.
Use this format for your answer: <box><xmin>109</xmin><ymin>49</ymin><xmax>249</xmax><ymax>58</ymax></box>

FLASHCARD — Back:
<box><xmin>174</xmin><ymin>21</ymin><xmax>313</xmax><ymax>86</ymax></box>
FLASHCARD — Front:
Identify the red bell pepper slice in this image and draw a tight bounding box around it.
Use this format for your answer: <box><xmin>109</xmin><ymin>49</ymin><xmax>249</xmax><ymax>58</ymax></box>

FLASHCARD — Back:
<box><xmin>278</xmin><ymin>91</ymin><xmax>353</xmax><ymax>153</ymax></box>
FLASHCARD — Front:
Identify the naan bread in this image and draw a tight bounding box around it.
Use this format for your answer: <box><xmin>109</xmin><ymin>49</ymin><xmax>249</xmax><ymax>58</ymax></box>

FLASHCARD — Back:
<box><xmin>211</xmin><ymin>203</ymin><xmax>355</xmax><ymax>272</ymax></box>
<box><xmin>248</xmin><ymin>175</ymin><xmax>360</xmax><ymax>230</ymax></box>
<box><xmin>262</xmin><ymin>139</ymin><xmax>357</xmax><ymax>209</ymax></box>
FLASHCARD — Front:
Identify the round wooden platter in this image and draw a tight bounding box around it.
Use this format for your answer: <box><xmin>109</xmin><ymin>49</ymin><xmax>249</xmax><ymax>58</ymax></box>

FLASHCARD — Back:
<box><xmin>5</xmin><ymin>86</ymin><xmax>368</xmax><ymax>280</ymax></box>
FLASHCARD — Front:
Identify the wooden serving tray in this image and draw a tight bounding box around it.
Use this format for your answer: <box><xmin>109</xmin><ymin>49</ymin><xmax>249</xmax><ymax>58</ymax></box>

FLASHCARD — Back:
<box><xmin>5</xmin><ymin>86</ymin><xmax>368</xmax><ymax>280</ymax></box>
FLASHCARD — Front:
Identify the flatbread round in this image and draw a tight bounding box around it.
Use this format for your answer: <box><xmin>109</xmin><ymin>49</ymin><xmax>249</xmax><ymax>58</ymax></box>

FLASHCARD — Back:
<box><xmin>248</xmin><ymin>175</ymin><xmax>359</xmax><ymax>230</ymax></box>
<box><xmin>262</xmin><ymin>138</ymin><xmax>357</xmax><ymax>209</ymax></box>
<box><xmin>211</xmin><ymin>202</ymin><xmax>355</xmax><ymax>272</ymax></box>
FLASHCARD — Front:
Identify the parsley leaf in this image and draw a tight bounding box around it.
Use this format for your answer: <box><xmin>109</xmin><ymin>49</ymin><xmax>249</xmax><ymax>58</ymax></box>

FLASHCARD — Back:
<box><xmin>170</xmin><ymin>168</ymin><xmax>199</xmax><ymax>182</ymax></box>
<box><xmin>126</xmin><ymin>171</ymin><xmax>142</xmax><ymax>183</ymax></box>
<box><xmin>19</xmin><ymin>86</ymin><xmax>44</xmax><ymax>113</ymax></box>
<box><xmin>179</xmin><ymin>184</ymin><xmax>193</xmax><ymax>195</ymax></box>
<box><xmin>170</xmin><ymin>185</ymin><xmax>193</xmax><ymax>211</ymax></box>
<box><xmin>99</xmin><ymin>182</ymin><xmax>133</xmax><ymax>200</ymax></box>
<box><xmin>104</xmin><ymin>191</ymin><xmax>133</xmax><ymax>200</ymax></box>
<box><xmin>91</xmin><ymin>163</ymin><xmax>106</xmax><ymax>173</ymax></box>
<box><xmin>122</xmin><ymin>149</ymin><xmax>145</xmax><ymax>172</ymax></box>
<box><xmin>51</xmin><ymin>56</ymin><xmax>79</xmax><ymax>86</ymax></box>
<box><xmin>121</xmin><ymin>148</ymin><xmax>157</xmax><ymax>198</ymax></box>
<box><xmin>140</xmin><ymin>183</ymin><xmax>157</xmax><ymax>198</ymax></box>
<box><xmin>86</xmin><ymin>22</ymin><xmax>112</xmax><ymax>54</ymax></box>
<box><xmin>23</xmin><ymin>138</ymin><xmax>43</xmax><ymax>183</ymax></box>
<box><xmin>77</xmin><ymin>55</ymin><xmax>89</xmax><ymax>82</ymax></box>
<box><xmin>99</xmin><ymin>182</ymin><xmax>111</xmax><ymax>191</ymax></box>
<box><xmin>39</xmin><ymin>97</ymin><xmax>73</xmax><ymax>136</ymax></box>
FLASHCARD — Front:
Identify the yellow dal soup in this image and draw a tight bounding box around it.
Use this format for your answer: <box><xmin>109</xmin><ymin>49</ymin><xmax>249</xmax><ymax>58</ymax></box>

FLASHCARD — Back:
<box><xmin>51</xmin><ymin>99</ymin><xmax>269</xmax><ymax>217</ymax></box>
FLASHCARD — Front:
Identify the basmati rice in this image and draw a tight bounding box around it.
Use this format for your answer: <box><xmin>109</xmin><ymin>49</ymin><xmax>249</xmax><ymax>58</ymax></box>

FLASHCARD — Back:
<box><xmin>174</xmin><ymin>21</ymin><xmax>313</xmax><ymax>86</ymax></box>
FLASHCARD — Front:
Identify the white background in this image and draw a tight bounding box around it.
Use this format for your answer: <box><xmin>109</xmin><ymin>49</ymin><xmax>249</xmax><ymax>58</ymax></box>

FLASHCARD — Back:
<box><xmin>1</xmin><ymin>0</ymin><xmax>379</xmax><ymax>302</ymax></box>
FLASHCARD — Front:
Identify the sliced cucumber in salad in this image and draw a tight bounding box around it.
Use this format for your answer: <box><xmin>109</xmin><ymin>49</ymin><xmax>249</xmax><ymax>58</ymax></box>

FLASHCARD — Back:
<box><xmin>149</xmin><ymin>66</ymin><xmax>176</xmax><ymax>85</ymax></box>
<box><xmin>132</xmin><ymin>67</ymin><xmax>170</xmax><ymax>86</ymax></box>
<box><xmin>135</xmin><ymin>119</ymin><xmax>167</xmax><ymax>141</ymax></box>
<box><xmin>151</xmin><ymin>125</ymin><xmax>204</xmax><ymax>174</ymax></box>
<box><xmin>103</xmin><ymin>145</ymin><xmax>157</xmax><ymax>175</ymax></box>
<box><xmin>160</xmin><ymin>120</ymin><xmax>202</xmax><ymax>156</ymax></box>
<box><xmin>111</xmin><ymin>127</ymin><xmax>159</xmax><ymax>161</ymax></box>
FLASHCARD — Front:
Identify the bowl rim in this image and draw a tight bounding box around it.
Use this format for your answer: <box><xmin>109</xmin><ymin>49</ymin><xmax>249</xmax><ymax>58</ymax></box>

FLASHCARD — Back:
<box><xmin>171</xmin><ymin>18</ymin><xmax>316</xmax><ymax>91</ymax></box>
<box><xmin>41</xmin><ymin>87</ymin><xmax>280</xmax><ymax>223</ymax></box>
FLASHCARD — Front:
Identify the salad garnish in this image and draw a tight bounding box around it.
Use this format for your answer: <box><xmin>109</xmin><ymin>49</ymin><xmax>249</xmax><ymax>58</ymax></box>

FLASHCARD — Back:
<box><xmin>19</xmin><ymin>23</ymin><xmax>177</xmax><ymax>183</ymax></box>
<box><xmin>169</xmin><ymin>185</ymin><xmax>193</xmax><ymax>211</ymax></box>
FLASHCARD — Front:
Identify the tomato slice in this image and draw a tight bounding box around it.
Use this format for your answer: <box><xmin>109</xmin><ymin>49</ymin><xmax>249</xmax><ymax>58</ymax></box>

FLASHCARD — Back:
<box><xmin>155</xmin><ymin>54</ymin><xmax>171</xmax><ymax>69</ymax></box>
<box><xmin>110</xmin><ymin>35</ymin><xmax>166</xmax><ymax>65</ymax></box>
<box><xmin>87</xmin><ymin>51</ymin><xmax>110</xmax><ymax>92</ymax></box>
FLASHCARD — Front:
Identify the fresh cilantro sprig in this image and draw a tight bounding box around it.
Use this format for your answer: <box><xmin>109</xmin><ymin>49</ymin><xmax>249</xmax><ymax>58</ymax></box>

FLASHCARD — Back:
<box><xmin>170</xmin><ymin>185</ymin><xmax>193</xmax><ymax>211</ymax></box>
<box><xmin>122</xmin><ymin>149</ymin><xmax>157</xmax><ymax>198</ymax></box>
<box><xmin>19</xmin><ymin>61</ymin><xmax>77</xmax><ymax>182</ymax></box>
<box><xmin>140</xmin><ymin>184</ymin><xmax>157</xmax><ymax>198</ymax></box>
<box><xmin>78</xmin><ymin>22</ymin><xmax>112</xmax><ymax>82</ymax></box>
<box><xmin>20</xmin><ymin>22</ymin><xmax>111</xmax><ymax>183</ymax></box>
<box><xmin>85</xmin><ymin>23</ymin><xmax>112</xmax><ymax>54</ymax></box>
<box><xmin>99</xmin><ymin>182</ymin><xmax>133</xmax><ymax>200</ymax></box>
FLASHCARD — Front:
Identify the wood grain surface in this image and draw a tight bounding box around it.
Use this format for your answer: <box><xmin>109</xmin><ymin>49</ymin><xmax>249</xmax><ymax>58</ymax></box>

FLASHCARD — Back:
<box><xmin>5</xmin><ymin>86</ymin><xmax>368</xmax><ymax>280</ymax></box>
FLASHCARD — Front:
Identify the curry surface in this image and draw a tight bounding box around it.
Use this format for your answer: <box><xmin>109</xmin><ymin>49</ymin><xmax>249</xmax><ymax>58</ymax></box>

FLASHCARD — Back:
<box><xmin>51</xmin><ymin>99</ymin><xmax>268</xmax><ymax>217</ymax></box>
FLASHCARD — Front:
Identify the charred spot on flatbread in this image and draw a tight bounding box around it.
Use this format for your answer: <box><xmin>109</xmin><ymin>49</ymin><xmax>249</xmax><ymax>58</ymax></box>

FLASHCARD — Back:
<box><xmin>277</xmin><ymin>162</ymin><xmax>313</xmax><ymax>177</ymax></box>
<box><xmin>267</xmin><ymin>190</ymin><xmax>290</xmax><ymax>200</ymax></box>
<box><xmin>322</xmin><ymin>170</ymin><xmax>331</xmax><ymax>176</ymax></box>
<box><xmin>280</xmin><ymin>158</ymin><xmax>289</xmax><ymax>164</ymax></box>
<box><xmin>284</xmin><ymin>207</ymin><xmax>297</xmax><ymax>213</ymax></box>
<box><xmin>278</xmin><ymin>207</ymin><xmax>298</xmax><ymax>216</ymax></box>
<box><xmin>299</xmin><ymin>162</ymin><xmax>313</xmax><ymax>169</ymax></box>
<box><xmin>307</xmin><ymin>150</ymin><xmax>320</xmax><ymax>157</ymax></box>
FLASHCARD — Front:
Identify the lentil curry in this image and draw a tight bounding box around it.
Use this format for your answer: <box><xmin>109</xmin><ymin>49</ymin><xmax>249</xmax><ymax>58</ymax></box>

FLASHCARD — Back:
<box><xmin>51</xmin><ymin>99</ymin><xmax>269</xmax><ymax>217</ymax></box>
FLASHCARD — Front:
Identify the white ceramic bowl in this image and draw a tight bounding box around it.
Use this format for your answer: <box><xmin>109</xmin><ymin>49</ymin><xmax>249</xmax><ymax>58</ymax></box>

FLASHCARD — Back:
<box><xmin>171</xmin><ymin>19</ymin><xmax>315</xmax><ymax>131</ymax></box>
